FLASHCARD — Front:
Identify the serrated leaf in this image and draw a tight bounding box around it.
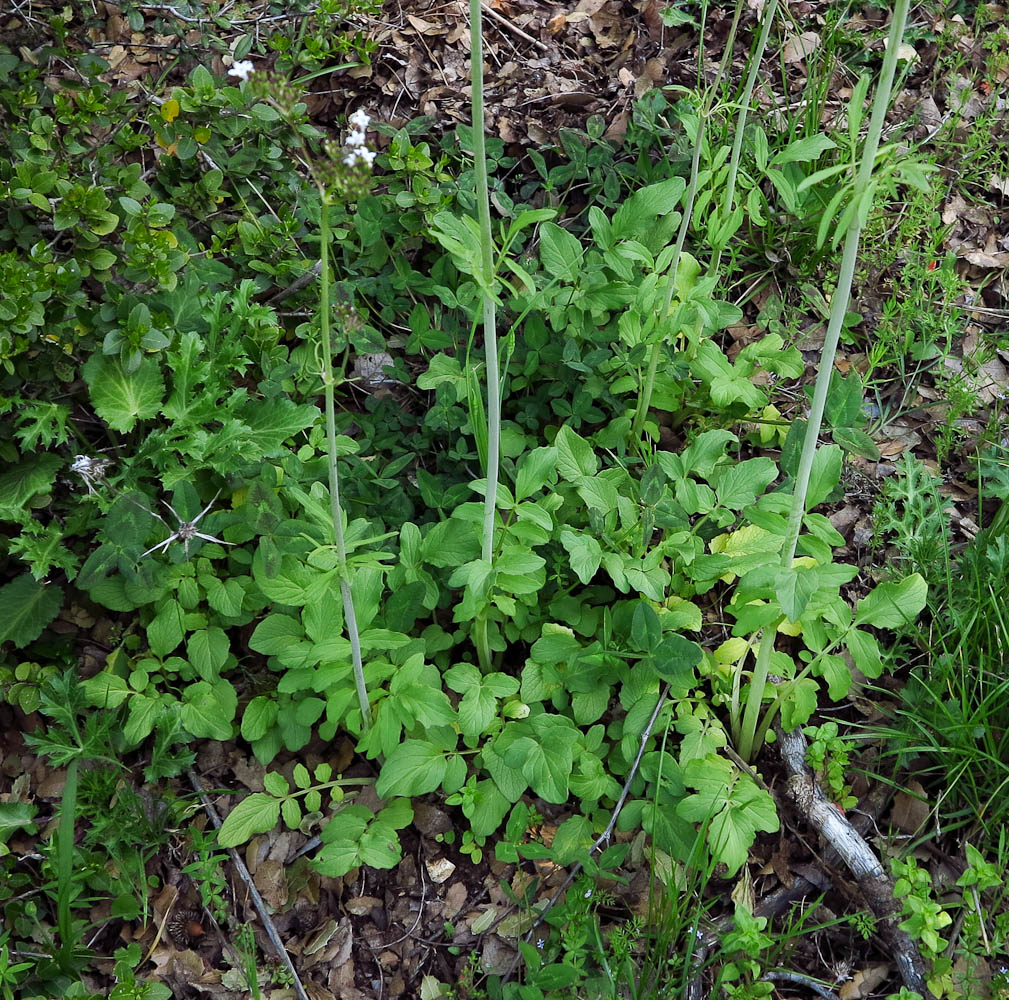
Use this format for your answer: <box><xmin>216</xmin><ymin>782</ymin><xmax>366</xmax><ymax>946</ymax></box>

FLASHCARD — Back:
<box><xmin>180</xmin><ymin>680</ymin><xmax>236</xmax><ymax>740</ymax></box>
<box><xmin>147</xmin><ymin>599</ymin><xmax>184</xmax><ymax>657</ymax></box>
<box><xmin>538</xmin><ymin>221</ymin><xmax>583</xmax><ymax>282</ymax></box>
<box><xmin>0</xmin><ymin>801</ymin><xmax>37</xmax><ymax>842</ymax></box>
<box><xmin>187</xmin><ymin>627</ymin><xmax>229</xmax><ymax>681</ymax></box>
<box><xmin>83</xmin><ymin>354</ymin><xmax>164</xmax><ymax>432</ymax></box>
<box><xmin>249</xmin><ymin>613</ymin><xmax>304</xmax><ymax>654</ymax></box>
<box><xmin>241</xmin><ymin>695</ymin><xmax>277</xmax><ymax>742</ymax></box>
<box><xmin>0</xmin><ymin>575</ymin><xmax>63</xmax><ymax>647</ymax></box>
<box><xmin>281</xmin><ymin>797</ymin><xmax>301</xmax><ymax>829</ymax></box>
<box><xmin>238</xmin><ymin>397</ymin><xmax>319</xmax><ymax>457</ymax></box>
<box><xmin>376</xmin><ymin>741</ymin><xmax>447</xmax><ymax>797</ymax></box>
<box><xmin>559</xmin><ymin>529</ymin><xmax>602</xmax><ymax>584</ymax></box>
<box><xmin>123</xmin><ymin>694</ymin><xmax>160</xmax><ymax>745</ymax></box>
<box><xmin>554</xmin><ymin>424</ymin><xmax>597</xmax><ymax>480</ymax></box>
<box><xmin>0</xmin><ymin>454</ymin><xmax>63</xmax><ymax>517</ymax></box>
<box><xmin>854</xmin><ymin>574</ymin><xmax>927</xmax><ymax>629</ymax></box>
<box><xmin>217</xmin><ymin>793</ymin><xmax>281</xmax><ymax>848</ymax></box>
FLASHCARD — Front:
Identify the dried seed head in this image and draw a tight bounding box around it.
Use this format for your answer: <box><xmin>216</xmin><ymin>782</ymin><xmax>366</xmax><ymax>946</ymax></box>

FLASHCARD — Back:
<box><xmin>167</xmin><ymin>908</ymin><xmax>205</xmax><ymax>947</ymax></box>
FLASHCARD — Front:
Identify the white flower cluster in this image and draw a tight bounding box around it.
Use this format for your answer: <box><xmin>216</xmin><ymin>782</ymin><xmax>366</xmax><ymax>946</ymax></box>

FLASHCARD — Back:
<box><xmin>343</xmin><ymin>109</ymin><xmax>376</xmax><ymax>167</ymax></box>
<box><xmin>228</xmin><ymin>59</ymin><xmax>255</xmax><ymax>82</ymax></box>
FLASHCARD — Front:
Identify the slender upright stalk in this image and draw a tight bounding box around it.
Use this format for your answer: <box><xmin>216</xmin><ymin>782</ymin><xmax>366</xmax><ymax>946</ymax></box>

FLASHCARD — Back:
<box><xmin>319</xmin><ymin>198</ymin><xmax>371</xmax><ymax>731</ymax></box>
<box><xmin>737</xmin><ymin>0</ymin><xmax>912</xmax><ymax>761</ymax></box>
<box><xmin>470</xmin><ymin>0</ymin><xmax>499</xmax><ymax>565</ymax></box>
<box><xmin>779</xmin><ymin>0</ymin><xmax>910</xmax><ymax>567</ymax></box>
<box><xmin>56</xmin><ymin>757</ymin><xmax>78</xmax><ymax>970</ymax></box>
<box><xmin>469</xmin><ymin>0</ymin><xmax>500</xmax><ymax>672</ymax></box>
<box><xmin>711</xmin><ymin>0</ymin><xmax>780</xmax><ymax>276</ymax></box>
<box><xmin>632</xmin><ymin>0</ymin><xmax>743</xmax><ymax>445</ymax></box>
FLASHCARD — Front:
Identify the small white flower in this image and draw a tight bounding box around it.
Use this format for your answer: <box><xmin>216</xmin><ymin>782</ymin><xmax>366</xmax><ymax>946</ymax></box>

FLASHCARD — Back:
<box><xmin>228</xmin><ymin>60</ymin><xmax>255</xmax><ymax>82</ymax></box>
<box><xmin>346</xmin><ymin>128</ymin><xmax>367</xmax><ymax>148</ymax></box>
<box><xmin>349</xmin><ymin>108</ymin><xmax>371</xmax><ymax>130</ymax></box>
<box><xmin>584</xmin><ymin>889</ymin><xmax>592</xmax><ymax>899</ymax></box>
<box><xmin>71</xmin><ymin>455</ymin><xmax>112</xmax><ymax>494</ymax></box>
<box><xmin>536</xmin><ymin>938</ymin><xmax>545</xmax><ymax>949</ymax></box>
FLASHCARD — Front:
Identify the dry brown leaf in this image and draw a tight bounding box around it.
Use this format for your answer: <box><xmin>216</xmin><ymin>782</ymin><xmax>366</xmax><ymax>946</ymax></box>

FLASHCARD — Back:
<box><xmin>783</xmin><ymin>31</ymin><xmax>821</xmax><ymax>64</ymax></box>
<box><xmin>839</xmin><ymin>964</ymin><xmax>890</xmax><ymax>999</ymax></box>
<box><xmin>406</xmin><ymin>14</ymin><xmax>440</xmax><ymax>34</ymax></box>
<box><xmin>346</xmin><ymin>895</ymin><xmax>382</xmax><ymax>916</ymax></box>
<box><xmin>443</xmin><ymin>881</ymin><xmax>468</xmax><ymax>920</ymax></box>
<box><xmin>253</xmin><ymin>858</ymin><xmax>289</xmax><ymax>911</ymax></box>
<box><xmin>546</xmin><ymin>12</ymin><xmax>567</xmax><ymax>33</ymax></box>
<box><xmin>891</xmin><ymin>780</ymin><xmax>930</xmax><ymax>834</ymax></box>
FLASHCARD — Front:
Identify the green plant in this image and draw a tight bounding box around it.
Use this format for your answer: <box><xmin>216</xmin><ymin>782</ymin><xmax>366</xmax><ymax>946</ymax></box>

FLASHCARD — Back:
<box><xmin>803</xmin><ymin>721</ymin><xmax>857</xmax><ymax>811</ymax></box>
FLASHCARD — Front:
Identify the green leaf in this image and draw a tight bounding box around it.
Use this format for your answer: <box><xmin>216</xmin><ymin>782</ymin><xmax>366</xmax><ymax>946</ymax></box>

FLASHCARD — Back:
<box><xmin>83</xmin><ymin>354</ymin><xmax>164</xmax><ymax>432</ymax></box>
<box><xmin>180</xmin><ymin>680</ymin><xmax>236</xmax><ymax>740</ymax></box>
<box><xmin>217</xmin><ymin>793</ymin><xmax>281</xmax><ymax>848</ymax></box>
<box><xmin>559</xmin><ymin>529</ymin><xmax>602</xmax><ymax>584</ymax></box>
<box><xmin>503</xmin><ymin>716</ymin><xmax>577</xmax><ymax>803</ymax></box>
<box><xmin>123</xmin><ymin>695</ymin><xmax>160</xmax><ymax>745</ymax></box>
<box><xmin>775</xmin><ymin>564</ymin><xmax>822</xmax><ymax>622</ymax></box>
<box><xmin>204</xmin><ymin>576</ymin><xmax>246</xmax><ymax>617</ymax></box>
<box><xmin>0</xmin><ymin>575</ymin><xmax>62</xmax><ymax>647</ymax></box>
<box><xmin>631</xmin><ymin>602</ymin><xmax>662</xmax><ymax>652</ymax></box>
<box><xmin>804</xmin><ymin>444</ymin><xmax>843</xmax><ymax>509</ymax></box>
<box><xmin>241</xmin><ymin>696</ymin><xmax>278</xmax><ymax>742</ymax></box>
<box><xmin>0</xmin><ymin>454</ymin><xmax>63</xmax><ymax>517</ymax></box>
<box><xmin>713</xmin><ymin>458</ymin><xmax>778</xmax><ymax>510</ymax></box>
<box><xmin>82</xmin><ymin>672</ymin><xmax>131</xmax><ymax>709</ymax></box>
<box><xmin>147</xmin><ymin>599</ymin><xmax>185</xmax><ymax>657</ymax></box>
<box><xmin>463</xmin><ymin>778</ymin><xmax>511</xmax><ymax>837</ymax></box>
<box><xmin>187</xmin><ymin>627</ymin><xmax>229</xmax><ymax>681</ymax></box>
<box><xmin>554</xmin><ymin>424</ymin><xmax>598</xmax><ymax>480</ymax></box>
<box><xmin>538</xmin><ymin>221</ymin><xmax>583</xmax><ymax>282</ymax></box>
<box><xmin>854</xmin><ymin>574</ymin><xmax>927</xmax><ymax>629</ymax></box>
<box><xmin>0</xmin><ymin>802</ymin><xmax>37</xmax><ymax>843</ymax></box>
<box><xmin>551</xmin><ymin>814</ymin><xmax>595</xmax><ymax>865</ymax></box>
<box><xmin>845</xmin><ymin>627</ymin><xmax>883</xmax><ymax>678</ymax></box>
<box><xmin>677</xmin><ymin>755</ymin><xmax>779</xmax><ymax>874</ymax></box>
<box><xmin>376</xmin><ymin>740</ymin><xmax>447</xmax><ymax>797</ymax></box>
<box><xmin>249</xmin><ymin>613</ymin><xmax>304</xmax><ymax>654</ymax></box>
<box><xmin>514</xmin><ymin>446</ymin><xmax>558</xmax><ymax>501</ymax></box>
<box><xmin>238</xmin><ymin>397</ymin><xmax>319</xmax><ymax>457</ymax></box>
<box><xmin>653</xmin><ymin>633</ymin><xmax>702</xmax><ymax>687</ymax></box>
<box><xmin>770</xmin><ymin>134</ymin><xmax>837</xmax><ymax>166</ymax></box>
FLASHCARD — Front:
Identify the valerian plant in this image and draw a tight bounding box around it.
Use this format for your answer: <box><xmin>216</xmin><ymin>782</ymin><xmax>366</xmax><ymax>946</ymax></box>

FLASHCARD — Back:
<box><xmin>0</xmin><ymin>0</ymin><xmax>934</xmax><ymax>931</ymax></box>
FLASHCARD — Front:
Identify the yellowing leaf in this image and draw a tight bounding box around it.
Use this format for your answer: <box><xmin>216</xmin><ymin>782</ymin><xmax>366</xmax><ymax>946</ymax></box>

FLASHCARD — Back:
<box><xmin>194</xmin><ymin>126</ymin><xmax>211</xmax><ymax>143</ymax></box>
<box><xmin>160</xmin><ymin>98</ymin><xmax>180</xmax><ymax>122</ymax></box>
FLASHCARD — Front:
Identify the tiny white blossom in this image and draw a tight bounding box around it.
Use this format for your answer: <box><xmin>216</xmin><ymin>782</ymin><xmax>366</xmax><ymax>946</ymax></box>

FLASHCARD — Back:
<box><xmin>228</xmin><ymin>60</ymin><xmax>255</xmax><ymax>82</ymax></box>
<box><xmin>346</xmin><ymin>128</ymin><xmax>367</xmax><ymax>148</ymax></box>
<box><xmin>71</xmin><ymin>455</ymin><xmax>112</xmax><ymax>494</ymax></box>
<box><xmin>349</xmin><ymin>108</ymin><xmax>371</xmax><ymax>130</ymax></box>
<box><xmin>536</xmin><ymin>938</ymin><xmax>545</xmax><ymax>949</ymax></box>
<box><xmin>584</xmin><ymin>889</ymin><xmax>592</xmax><ymax>898</ymax></box>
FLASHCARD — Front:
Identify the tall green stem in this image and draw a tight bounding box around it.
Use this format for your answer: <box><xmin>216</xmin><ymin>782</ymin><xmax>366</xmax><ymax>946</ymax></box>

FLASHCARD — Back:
<box><xmin>470</xmin><ymin>0</ymin><xmax>499</xmax><ymax>672</ymax></box>
<box><xmin>780</xmin><ymin>0</ymin><xmax>910</xmax><ymax>568</ymax></box>
<box><xmin>738</xmin><ymin>0</ymin><xmax>912</xmax><ymax>760</ymax></box>
<box><xmin>319</xmin><ymin>199</ymin><xmax>371</xmax><ymax>731</ymax></box>
<box><xmin>470</xmin><ymin>0</ymin><xmax>498</xmax><ymax>565</ymax></box>
<box><xmin>711</xmin><ymin>0</ymin><xmax>780</xmax><ymax>276</ymax></box>
<box><xmin>56</xmin><ymin>757</ymin><xmax>78</xmax><ymax>970</ymax></box>
<box><xmin>632</xmin><ymin>0</ymin><xmax>743</xmax><ymax>446</ymax></box>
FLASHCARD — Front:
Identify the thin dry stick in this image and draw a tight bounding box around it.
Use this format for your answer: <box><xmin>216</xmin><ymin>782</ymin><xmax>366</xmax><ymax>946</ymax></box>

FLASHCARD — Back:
<box><xmin>480</xmin><ymin>0</ymin><xmax>549</xmax><ymax>52</ymax></box>
<box><xmin>188</xmin><ymin>771</ymin><xmax>311</xmax><ymax>1000</ymax></box>
<box><xmin>776</xmin><ymin>727</ymin><xmax>937</xmax><ymax>1000</ymax></box>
